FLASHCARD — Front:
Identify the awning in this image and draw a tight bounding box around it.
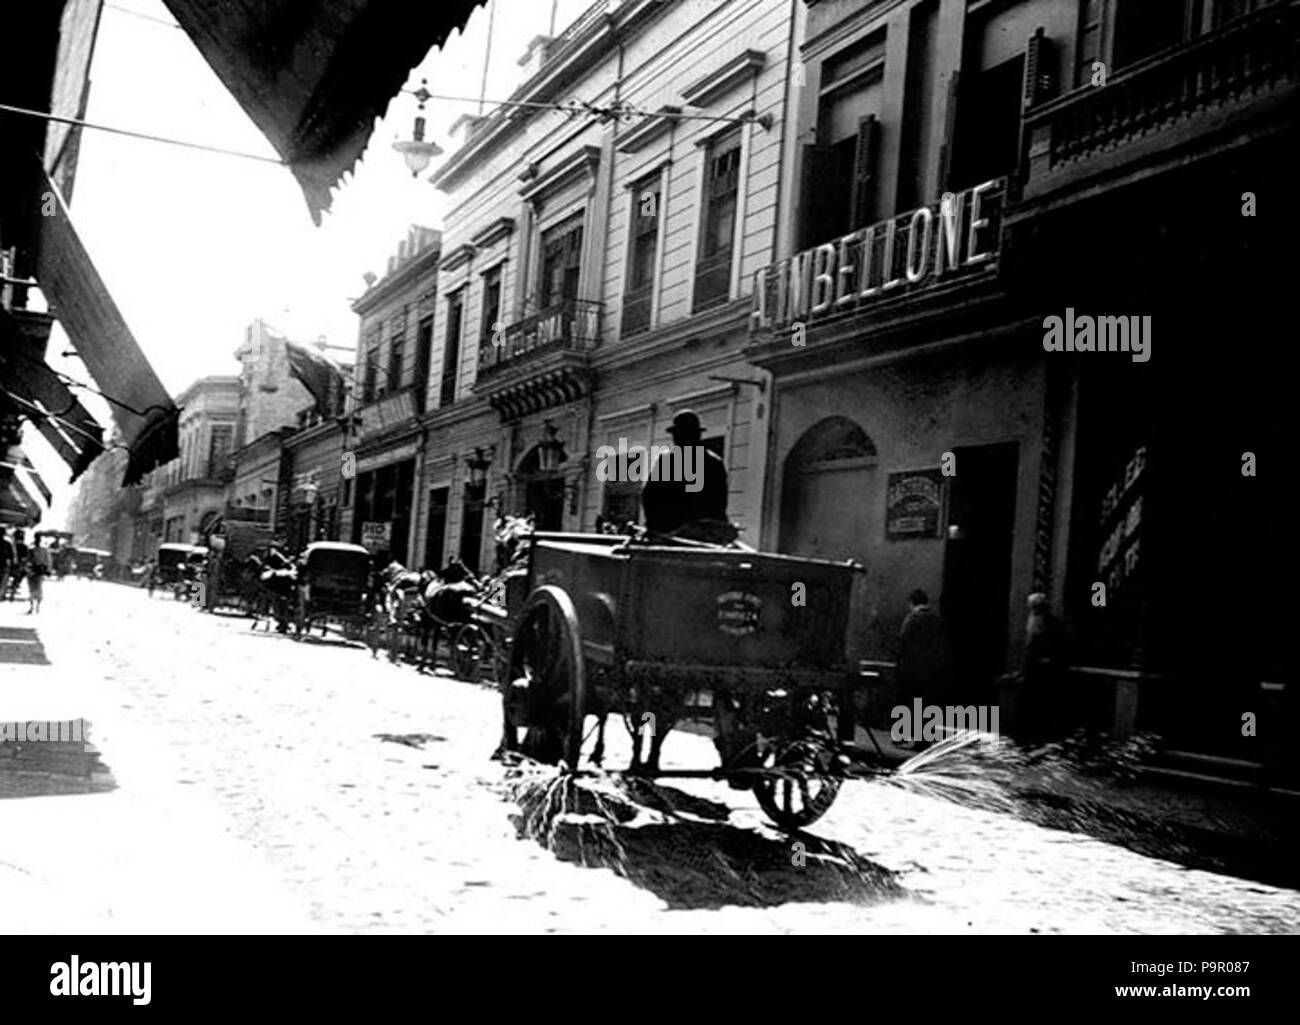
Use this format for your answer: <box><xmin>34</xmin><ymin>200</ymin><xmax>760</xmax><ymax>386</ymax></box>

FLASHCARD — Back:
<box><xmin>160</xmin><ymin>1</ymin><xmax>487</xmax><ymax>225</ymax></box>
<box><xmin>286</xmin><ymin>339</ymin><xmax>345</xmax><ymax>416</ymax></box>
<box><xmin>0</xmin><ymin>447</ymin><xmax>48</xmax><ymax>525</ymax></box>
<box><xmin>36</xmin><ymin>167</ymin><xmax>178</xmax><ymax>486</ymax></box>
<box><xmin>0</xmin><ymin>313</ymin><xmax>105</xmax><ymax>481</ymax></box>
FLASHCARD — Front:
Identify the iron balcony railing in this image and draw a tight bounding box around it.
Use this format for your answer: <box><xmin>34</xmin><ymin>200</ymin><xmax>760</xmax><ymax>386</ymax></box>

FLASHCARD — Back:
<box><xmin>1023</xmin><ymin>1</ymin><xmax>1299</xmax><ymax>186</ymax></box>
<box><xmin>477</xmin><ymin>297</ymin><xmax>602</xmax><ymax>380</ymax></box>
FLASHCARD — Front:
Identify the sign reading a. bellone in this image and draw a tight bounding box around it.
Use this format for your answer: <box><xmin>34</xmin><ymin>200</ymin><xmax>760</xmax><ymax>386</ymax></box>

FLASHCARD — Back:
<box><xmin>752</xmin><ymin>178</ymin><xmax>1004</xmax><ymax>331</ymax></box>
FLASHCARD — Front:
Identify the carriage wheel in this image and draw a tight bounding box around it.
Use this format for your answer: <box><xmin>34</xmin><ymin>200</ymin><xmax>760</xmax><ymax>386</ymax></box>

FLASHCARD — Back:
<box><xmin>450</xmin><ymin>623</ymin><xmax>492</xmax><ymax>682</ymax></box>
<box><xmin>503</xmin><ymin>586</ymin><xmax>586</xmax><ymax>771</ymax></box>
<box><xmin>752</xmin><ymin>740</ymin><xmax>842</xmax><ymax>831</ymax></box>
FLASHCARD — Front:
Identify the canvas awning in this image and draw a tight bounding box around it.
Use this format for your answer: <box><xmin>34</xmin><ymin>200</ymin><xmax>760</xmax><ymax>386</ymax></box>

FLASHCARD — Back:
<box><xmin>0</xmin><ymin>315</ymin><xmax>105</xmax><ymax>482</ymax></box>
<box><xmin>160</xmin><ymin>0</ymin><xmax>487</xmax><ymax>225</ymax></box>
<box><xmin>0</xmin><ymin>447</ymin><xmax>49</xmax><ymax>525</ymax></box>
<box><xmin>36</xmin><ymin>167</ymin><xmax>178</xmax><ymax>486</ymax></box>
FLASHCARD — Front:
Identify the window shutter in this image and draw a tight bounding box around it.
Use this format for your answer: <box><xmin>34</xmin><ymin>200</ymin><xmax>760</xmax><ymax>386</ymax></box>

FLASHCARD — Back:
<box><xmin>850</xmin><ymin>114</ymin><xmax>880</xmax><ymax>229</ymax></box>
<box><xmin>937</xmin><ymin>69</ymin><xmax>962</xmax><ymax>193</ymax></box>
<box><xmin>1023</xmin><ymin>28</ymin><xmax>1055</xmax><ymax>110</ymax></box>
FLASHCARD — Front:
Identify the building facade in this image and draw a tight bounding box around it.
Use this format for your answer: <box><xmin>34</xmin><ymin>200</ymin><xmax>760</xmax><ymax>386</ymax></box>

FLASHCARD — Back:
<box><xmin>345</xmin><ymin>225</ymin><xmax>441</xmax><ymax>565</ymax></box>
<box><xmin>419</xmin><ymin>0</ymin><xmax>797</xmax><ymax>573</ymax></box>
<box><xmin>746</xmin><ymin>0</ymin><xmax>1295</xmax><ymax>751</ymax></box>
<box><xmin>157</xmin><ymin>376</ymin><xmax>241</xmax><ymax>545</ymax></box>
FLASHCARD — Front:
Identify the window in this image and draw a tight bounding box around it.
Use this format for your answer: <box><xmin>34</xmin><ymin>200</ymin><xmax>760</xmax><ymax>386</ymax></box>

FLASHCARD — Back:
<box><xmin>948</xmin><ymin>54</ymin><xmax>1025</xmax><ymax>191</ymax></box>
<box><xmin>538</xmin><ymin>213</ymin><xmax>583</xmax><ymax>310</ymax></box>
<box><xmin>622</xmin><ymin>176</ymin><xmax>661</xmax><ymax>335</ymax></box>
<box><xmin>480</xmin><ymin>265</ymin><xmax>503</xmax><ymax>347</ymax></box>
<box><xmin>207</xmin><ymin>424</ymin><xmax>233</xmax><ymax>478</ymax></box>
<box><xmin>387</xmin><ymin>310</ymin><xmax>406</xmax><ymax>392</ymax></box>
<box><xmin>440</xmin><ymin>288</ymin><xmax>465</xmax><ymax>407</ymax></box>
<box><xmin>414</xmin><ymin>316</ymin><xmax>433</xmax><ymax>413</ymax></box>
<box><xmin>425</xmin><ymin>486</ymin><xmax>449</xmax><ymax>569</ymax></box>
<box><xmin>362</xmin><ymin>326</ymin><xmax>380</xmax><ymax>402</ymax></box>
<box><xmin>693</xmin><ymin>130</ymin><xmax>742</xmax><ymax>312</ymax></box>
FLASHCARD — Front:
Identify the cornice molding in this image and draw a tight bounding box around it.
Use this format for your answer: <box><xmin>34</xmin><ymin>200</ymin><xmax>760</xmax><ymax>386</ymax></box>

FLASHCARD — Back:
<box><xmin>615</xmin><ymin>106</ymin><xmax>682</xmax><ymax>154</ymax></box>
<box><xmin>681</xmin><ymin>50</ymin><xmax>766</xmax><ymax>108</ymax></box>
<box><xmin>439</xmin><ymin>243</ymin><xmax>478</xmax><ymax>273</ymax></box>
<box><xmin>471</xmin><ymin>217</ymin><xmax>516</xmax><ymax>250</ymax></box>
<box><xmin>519</xmin><ymin>145</ymin><xmax>602</xmax><ymax>202</ymax></box>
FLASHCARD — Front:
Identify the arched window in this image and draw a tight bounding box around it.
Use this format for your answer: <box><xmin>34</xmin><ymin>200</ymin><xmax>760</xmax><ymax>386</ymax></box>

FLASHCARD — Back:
<box><xmin>785</xmin><ymin>416</ymin><xmax>877</xmax><ymax>473</ymax></box>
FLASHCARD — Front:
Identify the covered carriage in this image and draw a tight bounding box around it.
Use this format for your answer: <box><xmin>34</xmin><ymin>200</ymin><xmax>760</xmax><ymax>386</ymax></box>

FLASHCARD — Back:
<box><xmin>293</xmin><ymin>541</ymin><xmax>378</xmax><ymax>646</ymax></box>
<box><xmin>155</xmin><ymin>543</ymin><xmax>208</xmax><ymax>599</ymax></box>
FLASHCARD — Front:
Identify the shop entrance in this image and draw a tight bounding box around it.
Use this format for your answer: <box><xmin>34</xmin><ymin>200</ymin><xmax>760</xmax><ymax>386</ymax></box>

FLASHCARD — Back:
<box><xmin>940</xmin><ymin>443</ymin><xmax>1019</xmax><ymax>704</ymax></box>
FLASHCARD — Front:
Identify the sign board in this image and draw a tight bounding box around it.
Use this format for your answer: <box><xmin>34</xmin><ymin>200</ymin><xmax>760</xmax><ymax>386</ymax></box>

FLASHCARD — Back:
<box><xmin>360</xmin><ymin>521</ymin><xmax>392</xmax><ymax>553</ymax></box>
<box><xmin>1097</xmin><ymin>445</ymin><xmax>1145</xmax><ymax>596</ymax></box>
<box><xmin>752</xmin><ymin>178</ymin><xmax>1004</xmax><ymax>332</ymax></box>
<box><xmin>886</xmin><ymin>469</ymin><xmax>945</xmax><ymax>540</ymax></box>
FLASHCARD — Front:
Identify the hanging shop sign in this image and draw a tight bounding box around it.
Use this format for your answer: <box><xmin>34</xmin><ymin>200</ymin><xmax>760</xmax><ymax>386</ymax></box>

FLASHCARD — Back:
<box><xmin>886</xmin><ymin>469</ymin><xmax>945</xmax><ymax>540</ymax></box>
<box><xmin>752</xmin><ymin>178</ymin><xmax>1004</xmax><ymax>332</ymax></box>
<box><xmin>360</xmin><ymin>520</ymin><xmax>393</xmax><ymax>553</ymax></box>
<box><xmin>1097</xmin><ymin>444</ymin><xmax>1146</xmax><ymax>596</ymax></box>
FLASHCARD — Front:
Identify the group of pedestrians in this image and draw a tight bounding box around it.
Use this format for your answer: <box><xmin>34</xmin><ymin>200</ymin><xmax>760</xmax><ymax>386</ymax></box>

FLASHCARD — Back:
<box><xmin>893</xmin><ymin>587</ymin><xmax>1065</xmax><ymax>746</ymax></box>
<box><xmin>0</xmin><ymin>526</ymin><xmax>51</xmax><ymax>614</ymax></box>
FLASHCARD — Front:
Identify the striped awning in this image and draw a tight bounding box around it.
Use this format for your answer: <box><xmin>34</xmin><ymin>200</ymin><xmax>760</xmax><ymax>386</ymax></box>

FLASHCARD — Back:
<box><xmin>160</xmin><ymin>1</ymin><xmax>487</xmax><ymax>225</ymax></box>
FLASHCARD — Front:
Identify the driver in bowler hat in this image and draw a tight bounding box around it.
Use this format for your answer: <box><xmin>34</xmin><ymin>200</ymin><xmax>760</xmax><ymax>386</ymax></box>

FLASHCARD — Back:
<box><xmin>640</xmin><ymin>409</ymin><xmax>730</xmax><ymax>538</ymax></box>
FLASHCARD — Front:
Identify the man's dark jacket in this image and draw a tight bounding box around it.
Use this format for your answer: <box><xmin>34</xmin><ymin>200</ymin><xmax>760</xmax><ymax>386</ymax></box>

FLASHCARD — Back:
<box><xmin>641</xmin><ymin>446</ymin><xmax>729</xmax><ymax>534</ymax></box>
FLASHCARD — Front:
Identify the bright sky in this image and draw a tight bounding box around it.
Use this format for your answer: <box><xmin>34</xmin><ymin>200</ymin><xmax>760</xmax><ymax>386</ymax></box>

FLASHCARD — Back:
<box><xmin>33</xmin><ymin>0</ymin><xmax>591</xmax><ymax>526</ymax></box>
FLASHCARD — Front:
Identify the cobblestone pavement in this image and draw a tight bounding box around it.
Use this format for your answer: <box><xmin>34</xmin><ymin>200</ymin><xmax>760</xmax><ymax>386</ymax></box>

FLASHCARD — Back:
<box><xmin>3</xmin><ymin>579</ymin><xmax>1299</xmax><ymax>934</ymax></box>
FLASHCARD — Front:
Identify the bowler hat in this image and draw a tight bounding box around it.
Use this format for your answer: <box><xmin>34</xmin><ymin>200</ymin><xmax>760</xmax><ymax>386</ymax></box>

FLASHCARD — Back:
<box><xmin>667</xmin><ymin>409</ymin><xmax>703</xmax><ymax>438</ymax></box>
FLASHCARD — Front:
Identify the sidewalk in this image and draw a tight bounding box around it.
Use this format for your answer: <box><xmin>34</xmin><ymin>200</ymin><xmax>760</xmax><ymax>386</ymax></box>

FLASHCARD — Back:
<box><xmin>0</xmin><ymin>582</ymin><xmax>316</xmax><ymax>933</ymax></box>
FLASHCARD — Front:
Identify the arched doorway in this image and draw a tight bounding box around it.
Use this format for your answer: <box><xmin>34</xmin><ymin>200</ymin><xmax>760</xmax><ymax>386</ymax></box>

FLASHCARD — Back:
<box><xmin>515</xmin><ymin>443</ymin><xmax>566</xmax><ymax>531</ymax></box>
<box><xmin>778</xmin><ymin>416</ymin><xmax>877</xmax><ymax>559</ymax></box>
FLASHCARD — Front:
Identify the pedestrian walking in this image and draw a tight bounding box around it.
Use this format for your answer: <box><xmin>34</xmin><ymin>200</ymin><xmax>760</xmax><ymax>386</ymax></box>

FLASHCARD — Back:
<box><xmin>27</xmin><ymin>542</ymin><xmax>51</xmax><ymax>614</ymax></box>
<box><xmin>1019</xmin><ymin>592</ymin><xmax>1066</xmax><ymax>744</ymax></box>
<box><xmin>0</xmin><ymin>527</ymin><xmax>13</xmax><ymax>602</ymax></box>
<box><xmin>895</xmin><ymin>589</ymin><xmax>952</xmax><ymax>746</ymax></box>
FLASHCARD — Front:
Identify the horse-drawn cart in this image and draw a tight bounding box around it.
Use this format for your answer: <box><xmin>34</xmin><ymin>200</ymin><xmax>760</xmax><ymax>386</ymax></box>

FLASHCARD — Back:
<box><xmin>293</xmin><ymin>542</ymin><xmax>379</xmax><ymax>648</ymax></box>
<box><xmin>497</xmin><ymin>531</ymin><xmax>881</xmax><ymax>831</ymax></box>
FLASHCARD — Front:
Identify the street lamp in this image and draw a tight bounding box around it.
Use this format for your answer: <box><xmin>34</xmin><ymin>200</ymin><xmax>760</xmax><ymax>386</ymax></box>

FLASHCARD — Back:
<box><xmin>393</xmin><ymin>79</ymin><xmax>443</xmax><ymax>177</ymax></box>
<box><xmin>537</xmin><ymin>420</ymin><xmax>565</xmax><ymax>474</ymax></box>
<box><xmin>466</xmin><ymin>446</ymin><xmax>492</xmax><ymax>488</ymax></box>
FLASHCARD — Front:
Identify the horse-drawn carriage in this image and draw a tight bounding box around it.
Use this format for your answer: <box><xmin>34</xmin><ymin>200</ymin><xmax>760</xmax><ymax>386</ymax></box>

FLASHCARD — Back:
<box><xmin>293</xmin><ymin>542</ymin><xmax>379</xmax><ymax>647</ymax></box>
<box><xmin>155</xmin><ymin>543</ymin><xmax>208</xmax><ymax>599</ymax></box>
<box><xmin>490</xmin><ymin>530</ymin><xmax>881</xmax><ymax>831</ymax></box>
<box><xmin>202</xmin><ymin>521</ymin><xmax>274</xmax><ymax>613</ymax></box>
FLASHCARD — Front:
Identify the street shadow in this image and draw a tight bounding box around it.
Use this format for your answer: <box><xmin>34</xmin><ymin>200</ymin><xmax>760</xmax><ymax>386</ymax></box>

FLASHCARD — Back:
<box><xmin>0</xmin><ymin>719</ymin><xmax>116</xmax><ymax>799</ymax></box>
<box><xmin>507</xmin><ymin>774</ymin><xmax>904</xmax><ymax>911</ymax></box>
<box><xmin>0</xmin><ymin>626</ymin><xmax>50</xmax><ymax>666</ymax></box>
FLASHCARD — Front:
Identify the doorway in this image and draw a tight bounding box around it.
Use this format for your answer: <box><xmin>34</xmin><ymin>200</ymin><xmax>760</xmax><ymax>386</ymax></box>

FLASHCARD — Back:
<box><xmin>940</xmin><ymin>443</ymin><xmax>1019</xmax><ymax>704</ymax></box>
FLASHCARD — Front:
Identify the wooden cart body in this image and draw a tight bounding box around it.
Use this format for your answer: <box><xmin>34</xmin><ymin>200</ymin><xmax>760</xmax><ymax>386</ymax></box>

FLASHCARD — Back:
<box><xmin>500</xmin><ymin>532</ymin><xmax>875</xmax><ymax>830</ymax></box>
<box><xmin>294</xmin><ymin>542</ymin><xmax>374</xmax><ymax>639</ymax></box>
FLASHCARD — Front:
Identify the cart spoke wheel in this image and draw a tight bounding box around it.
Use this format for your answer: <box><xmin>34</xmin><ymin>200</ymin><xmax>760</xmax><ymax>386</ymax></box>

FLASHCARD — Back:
<box><xmin>753</xmin><ymin>741</ymin><xmax>841</xmax><ymax>831</ymax></box>
<box><xmin>503</xmin><ymin>586</ymin><xmax>586</xmax><ymax>771</ymax></box>
<box><xmin>451</xmin><ymin>623</ymin><xmax>492</xmax><ymax>681</ymax></box>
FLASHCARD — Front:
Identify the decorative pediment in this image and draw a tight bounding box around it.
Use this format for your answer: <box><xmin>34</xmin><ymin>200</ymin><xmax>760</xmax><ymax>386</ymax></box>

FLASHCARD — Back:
<box><xmin>519</xmin><ymin>146</ymin><xmax>601</xmax><ymax>202</ymax></box>
<box><xmin>615</xmin><ymin>106</ymin><xmax>683</xmax><ymax>154</ymax></box>
<box><xmin>681</xmin><ymin>50</ymin><xmax>766</xmax><ymax>107</ymax></box>
<box><xmin>439</xmin><ymin>243</ymin><xmax>478</xmax><ymax>272</ymax></box>
<box><xmin>471</xmin><ymin>217</ymin><xmax>516</xmax><ymax>250</ymax></box>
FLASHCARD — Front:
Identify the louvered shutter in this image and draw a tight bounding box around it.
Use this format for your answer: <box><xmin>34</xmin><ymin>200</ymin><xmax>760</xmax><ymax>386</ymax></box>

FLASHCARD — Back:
<box><xmin>937</xmin><ymin>70</ymin><xmax>962</xmax><ymax>193</ymax></box>
<box><xmin>1023</xmin><ymin>28</ymin><xmax>1055</xmax><ymax>110</ymax></box>
<box><xmin>850</xmin><ymin>114</ymin><xmax>880</xmax><ymax>229</ymax></box>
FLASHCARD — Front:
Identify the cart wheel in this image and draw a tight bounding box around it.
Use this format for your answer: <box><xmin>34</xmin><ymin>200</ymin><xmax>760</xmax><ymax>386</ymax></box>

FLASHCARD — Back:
<box><xmin>752</xmin><ymin>741</ymin><xmax>842</xmax><ymax>831</ymax></box>
<box><xmin>451</xmin><ymin>623</ymin><xmax>497</xmax><ymax>682</ymax></box>
<box><xmin>504</xmin><ymin>586</ymin><xmax>586</xmax><ymax>771</ymax></box>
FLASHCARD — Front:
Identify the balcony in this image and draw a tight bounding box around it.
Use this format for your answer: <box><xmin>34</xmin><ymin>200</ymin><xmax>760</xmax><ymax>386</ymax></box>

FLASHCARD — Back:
<box><xmin>1020</xmin><ymin>2</ymin><xmax>1299</xmax><ymax>205</ymax></box>
<box><xmin>474</xmin><ymin>298</ymin><xmax>601</xmax><ymax>420</ymax></box>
